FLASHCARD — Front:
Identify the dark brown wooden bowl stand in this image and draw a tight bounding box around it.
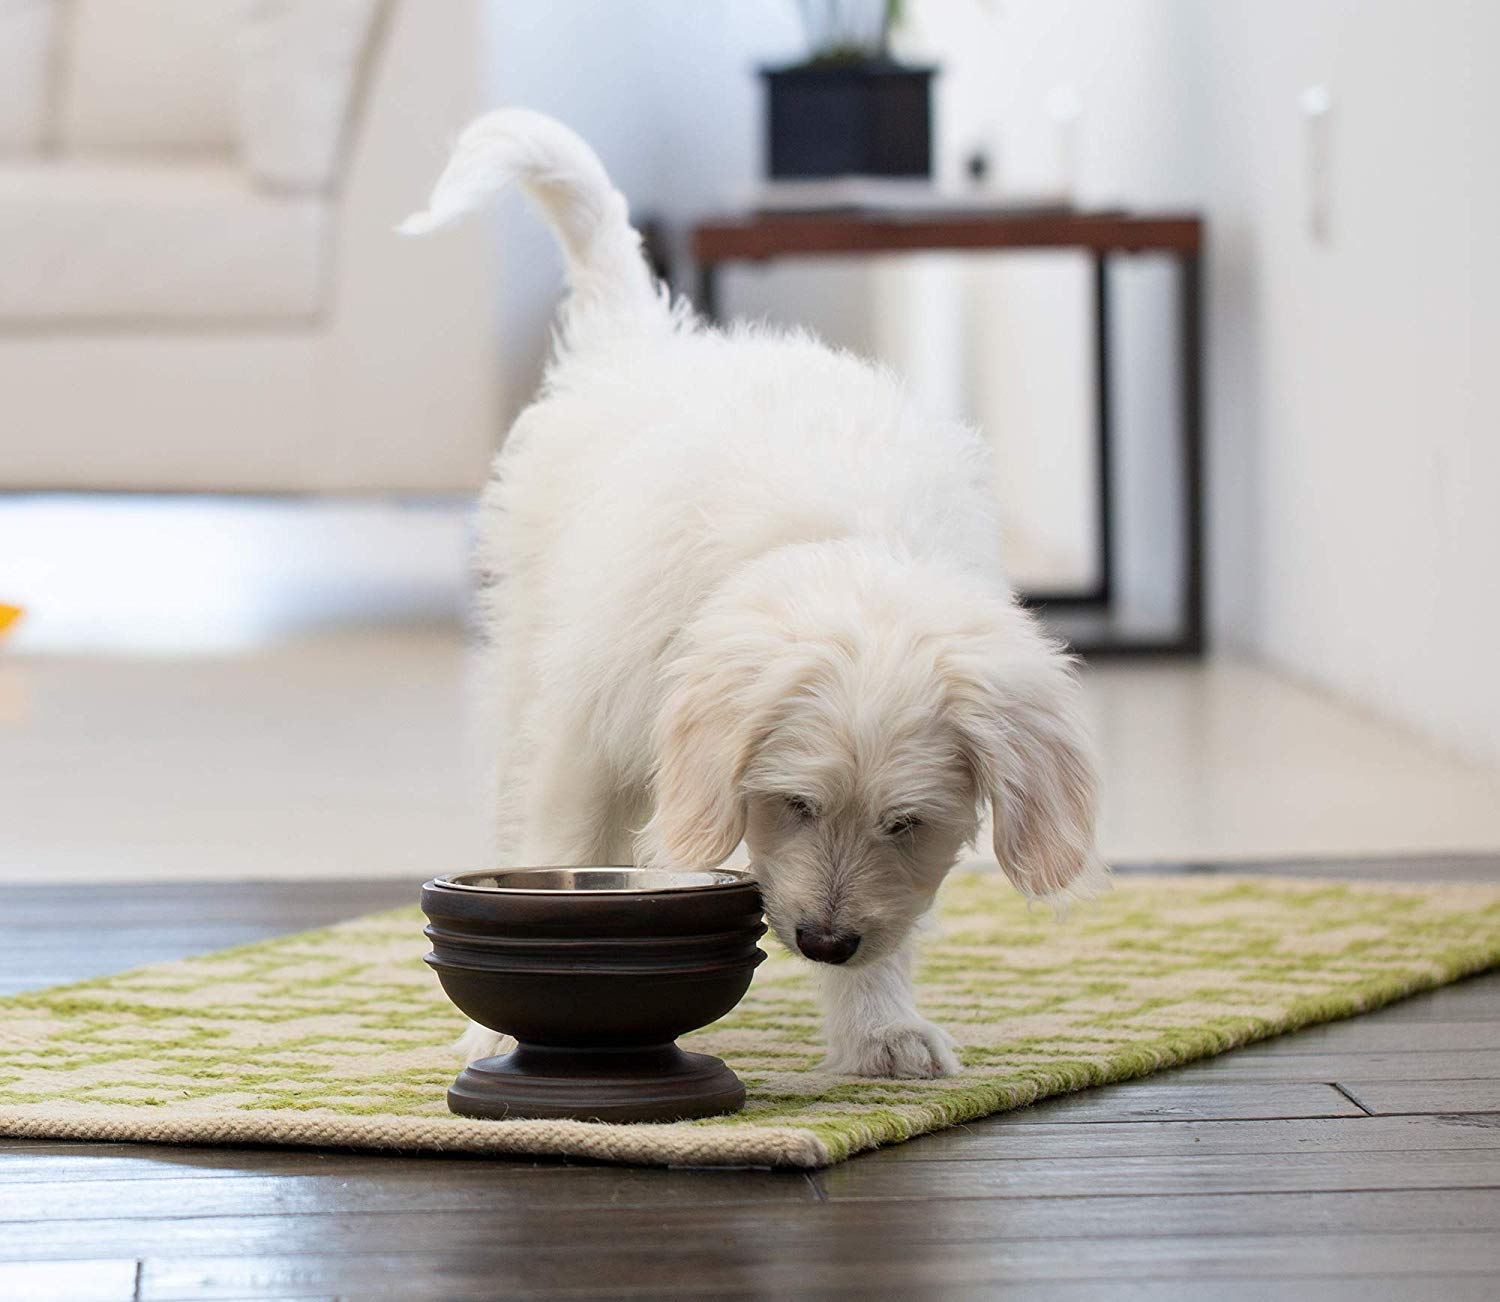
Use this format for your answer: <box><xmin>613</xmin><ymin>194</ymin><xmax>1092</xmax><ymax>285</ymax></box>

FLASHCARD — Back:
<box><xmin>449</xmin><ymin>1042</ymin><xmax>745</xmax><ymax>1123</ymax></box>
<box><xmin>421</xmin><ymin>868</ymin><xmax>765</xmax><ymax>1125</ymax></box>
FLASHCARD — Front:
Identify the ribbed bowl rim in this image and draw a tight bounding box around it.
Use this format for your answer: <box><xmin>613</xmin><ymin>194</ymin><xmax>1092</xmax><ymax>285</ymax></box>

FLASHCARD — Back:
<box><xmin>428</xmin><ymin>867</ymin><xmax>757</xmax><ymax>896</ymax></box>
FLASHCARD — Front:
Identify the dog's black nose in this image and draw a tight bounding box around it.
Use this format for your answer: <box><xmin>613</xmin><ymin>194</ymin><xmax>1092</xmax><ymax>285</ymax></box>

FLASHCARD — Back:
<box><xmin>795</xmin><ymin>926</ymin><xmax>861</xmax><ymax>964</ymax></box>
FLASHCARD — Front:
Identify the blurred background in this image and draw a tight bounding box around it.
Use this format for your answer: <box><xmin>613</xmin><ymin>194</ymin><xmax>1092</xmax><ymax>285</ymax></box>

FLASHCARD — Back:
<box><xmin>2</xmin><ymin>0</ymin><xmax>1498</xmax><ymax>887</ymax></box>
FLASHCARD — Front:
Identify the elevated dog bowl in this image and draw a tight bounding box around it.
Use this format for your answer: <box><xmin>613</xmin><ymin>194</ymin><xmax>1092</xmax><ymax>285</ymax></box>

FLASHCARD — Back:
<box><xmin>420</xmin><ymin>867</ymin><xmax>766</xmax><ymax>1123</ymax></box>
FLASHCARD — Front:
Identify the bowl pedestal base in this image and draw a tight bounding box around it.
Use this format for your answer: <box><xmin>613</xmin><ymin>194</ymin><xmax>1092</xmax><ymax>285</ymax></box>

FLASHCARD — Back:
<box><xmin>447</xmin><ymin>1041</ymin><xmax>747</xmax><ymax>1124</ymax></box>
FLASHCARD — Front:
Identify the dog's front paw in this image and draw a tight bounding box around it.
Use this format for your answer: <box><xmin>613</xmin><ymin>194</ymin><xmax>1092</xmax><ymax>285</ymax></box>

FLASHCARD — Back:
<box><xmin>823</xmin><ymin>1018</ymin><xmax>961</xmax><ymax>1079</ymax></box>
<box><xmin>456</xmin><ymin>1020</ymin><xmax>514</xmax><ymax>1065</ymax></box>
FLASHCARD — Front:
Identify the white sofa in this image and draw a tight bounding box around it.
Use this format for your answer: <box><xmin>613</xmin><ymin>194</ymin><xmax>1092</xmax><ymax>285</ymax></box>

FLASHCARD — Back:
<box><xmin>0</xmin><ymin>0</ymin><xmax>498</xmax><ymax>493</ymax></box>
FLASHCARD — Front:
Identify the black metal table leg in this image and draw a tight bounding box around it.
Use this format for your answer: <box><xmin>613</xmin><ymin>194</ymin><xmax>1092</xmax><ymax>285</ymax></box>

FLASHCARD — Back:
<box><xmin>1093</xmin><ymin>252</ymin><xmax>1116</xmax><ymax>610</ymax></box>
<box><xmin>1178</xmin><ymin>250</ymin><xmax>1206</xmax><ymax>655</ymax></box>
<box><xmin>696</xmin><ymin>260</ymin><xmax>720</xmax><ymax>323</ymax></box>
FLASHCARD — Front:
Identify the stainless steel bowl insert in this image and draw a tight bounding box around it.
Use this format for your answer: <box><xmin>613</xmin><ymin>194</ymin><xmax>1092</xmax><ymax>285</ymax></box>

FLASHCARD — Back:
<box><xmin>436</xmin><ymin>867</ymin><xmax>753</xmax><ymax>894</ymax></box>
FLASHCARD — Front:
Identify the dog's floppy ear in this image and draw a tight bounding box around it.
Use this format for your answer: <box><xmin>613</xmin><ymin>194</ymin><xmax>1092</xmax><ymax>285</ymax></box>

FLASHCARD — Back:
<box><xmin>638</xmin><ymin>617</ymin><xmax>804</xmax><ymax>870</ymax></box>
<box><xmin>639</xmin><ymin>649</ymin><xmax>759</xmax><ymax>868</ymax></box>
<box><xmin>944</xmin><ymin>605</ymin><xmax>1107</xmax><ymax>906</ymax></box>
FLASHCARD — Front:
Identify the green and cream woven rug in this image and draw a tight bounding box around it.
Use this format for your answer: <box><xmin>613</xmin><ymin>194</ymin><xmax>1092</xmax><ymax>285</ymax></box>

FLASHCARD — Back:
<box><xmin>2</xmin><ymin>874</ymin><xmax>1499</xmax><ymax>1169</ymax></box>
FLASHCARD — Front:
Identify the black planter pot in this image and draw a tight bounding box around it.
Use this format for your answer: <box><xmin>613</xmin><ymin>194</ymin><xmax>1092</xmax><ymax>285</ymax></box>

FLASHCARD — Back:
<box><xmin>762</xmin><ymin>59</ymin><xmax>935</xmax><ymax>179</ymax></box>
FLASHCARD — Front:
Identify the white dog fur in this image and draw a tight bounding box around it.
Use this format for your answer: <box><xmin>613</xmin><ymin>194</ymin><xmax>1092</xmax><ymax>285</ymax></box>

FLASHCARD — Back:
<box><xmin>405</xmin><ymin>109</ymin><xmax>1107</xmax><ymax>1079</ymax></box>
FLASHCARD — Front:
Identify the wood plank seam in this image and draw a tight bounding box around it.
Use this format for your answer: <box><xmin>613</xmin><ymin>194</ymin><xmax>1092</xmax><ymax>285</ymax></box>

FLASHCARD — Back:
<box><xmin>1329</xmin><ymin>1083</ymin><xmax>1375</xmax><ymax>1116</ymax></box>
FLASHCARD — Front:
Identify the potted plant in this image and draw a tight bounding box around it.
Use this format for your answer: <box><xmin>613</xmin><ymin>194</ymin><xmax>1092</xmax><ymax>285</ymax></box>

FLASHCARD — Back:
<box><xmin>762</xmin><ymin>0</ymin><xmax>935</xmax><ymax>179</ymax></box>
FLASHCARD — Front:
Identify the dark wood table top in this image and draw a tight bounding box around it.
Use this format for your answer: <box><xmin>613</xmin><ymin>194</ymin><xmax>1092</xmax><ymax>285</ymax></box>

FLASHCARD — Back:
<box><xmin>693</xmin><ymin>208</ymin><xmax>1204</xmax><ymax>261</ymax></box>
<box><xmin>3</xmin><ymin>855</ymin><xmax>1498</xmax><ymax>1300</ymax></box>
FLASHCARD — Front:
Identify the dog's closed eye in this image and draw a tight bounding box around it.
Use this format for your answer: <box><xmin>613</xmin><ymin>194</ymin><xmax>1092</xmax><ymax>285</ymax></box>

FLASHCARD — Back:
<box><xmin>781</xmin><ymin>794</ymin><xmax>820</xmax><ymax>822</ymax></box>
<box><xmin>880</xmin><ymin>813</ymin><xmax>924</xmax><ymax>839</ymax></box>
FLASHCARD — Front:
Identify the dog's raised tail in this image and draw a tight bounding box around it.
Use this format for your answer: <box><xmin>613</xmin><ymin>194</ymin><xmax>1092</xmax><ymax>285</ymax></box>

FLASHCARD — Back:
<box><xmin>400</xmin><ymin>108</ymin><xmax>660</xmax><ymax>326</ymax></box>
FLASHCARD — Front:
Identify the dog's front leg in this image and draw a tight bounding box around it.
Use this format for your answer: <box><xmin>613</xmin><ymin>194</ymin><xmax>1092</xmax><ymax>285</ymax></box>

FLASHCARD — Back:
<box><xmin>818</xmin><ymin>942</ymin><xmax>960</xmax><ymax>1079</ymax></box>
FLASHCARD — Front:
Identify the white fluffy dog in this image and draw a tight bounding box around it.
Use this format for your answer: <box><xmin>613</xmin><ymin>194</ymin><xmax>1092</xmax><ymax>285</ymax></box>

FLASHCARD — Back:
<box><xmin>404</xmin><ymin>109</ymin><xmax>1106</xmax><ymax>1079</ymax></box>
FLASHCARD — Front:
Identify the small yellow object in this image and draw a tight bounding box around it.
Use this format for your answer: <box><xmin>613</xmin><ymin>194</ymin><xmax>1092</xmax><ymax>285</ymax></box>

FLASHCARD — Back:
<box><xmin>0</xmin><ymin>605</ymin><xmax>23</xmax><ymax>638</ymax></box>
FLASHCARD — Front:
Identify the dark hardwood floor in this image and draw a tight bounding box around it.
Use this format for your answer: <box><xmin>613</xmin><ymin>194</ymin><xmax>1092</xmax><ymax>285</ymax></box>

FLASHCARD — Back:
<box><xmin>3</xmin><ymin>857</ymin><xmax>1499</xmax><ymax>1300</ymax></box>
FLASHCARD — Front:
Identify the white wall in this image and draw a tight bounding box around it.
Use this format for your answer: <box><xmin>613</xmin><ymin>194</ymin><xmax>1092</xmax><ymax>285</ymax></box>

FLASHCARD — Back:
<box><xmin>1193</xmin><ymin>0</ymin><xmax>1500</xmax><ymax>764</ymax></box>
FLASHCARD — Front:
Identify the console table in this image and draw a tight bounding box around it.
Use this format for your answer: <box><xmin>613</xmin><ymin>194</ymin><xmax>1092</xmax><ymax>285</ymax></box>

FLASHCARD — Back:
<box><xmin>689</xmin><ymin>209</ymin><xmax>1206</xmax><ymax>657</ymax></box>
